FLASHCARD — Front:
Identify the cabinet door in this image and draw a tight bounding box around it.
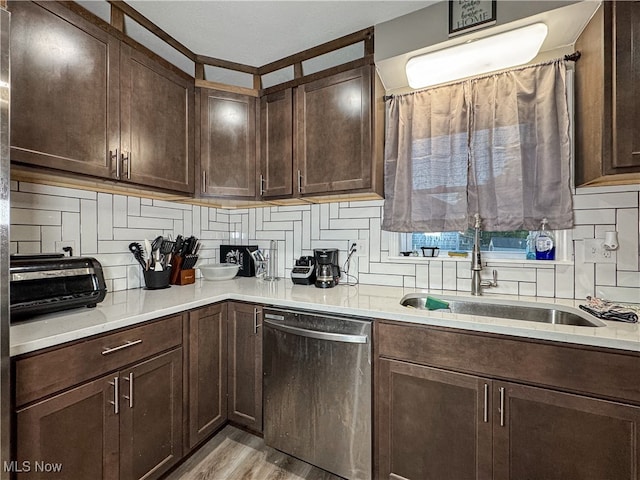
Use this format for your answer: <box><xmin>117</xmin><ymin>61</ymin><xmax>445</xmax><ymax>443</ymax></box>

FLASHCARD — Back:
<box><xmin>260</xmin><ymin>89</ymin><xmax>293</xmax><ymax>198</ymax></box>
<box><xmin>493</xmin><ymin>381</ymin><xmax>640</xmax><ymax>480</ymax></box>
<box><xmin>296</xmin><ymin>66</ymin><xmax>372</xmax><ymax>195</ymax></box>
<box><xmin>15</xmin><ymin>375</ymin><xmax>119</xmax><ymax>480</ymax></box>
<box><xmin>611</xmin><ymin>1</ymin><xmax>640</xmax><ymax>175</ymax></box>
<box><xmin>199</xmin><ymin>88</ymin><xmax>257</xmax><ymax>197</ymax></box>
<box><xmin>120</xmin><ymin>44</ymin><xmax>194</xmax><ymax>194</ymax></box>
<box><xmin>227</xmin><ymin>302</ymin><xmax>263</xmax><ymax>432</ymax></box>
<box><xmin>187</xmin><ymin>304</ymin><xmax>227</xmax><ymax>449</ymax></box>
<box><xmin>119</xmin><ymin>349</ymin><xmax>183</xmax><ymax>480</ymax></box>
<box><xmin>377</xmin><ymin>359</ymin><xmax>492</xmax><ymax>480</ymax></box>
<box><xmin>9</xmin><ymin>1</ymin><xmax>119</xmax><ymax>178</ymax></box>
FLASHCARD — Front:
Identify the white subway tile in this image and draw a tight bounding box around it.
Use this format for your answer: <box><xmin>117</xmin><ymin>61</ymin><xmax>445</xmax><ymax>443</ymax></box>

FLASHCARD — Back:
<box><xmin>141</xmin><ymin>205</ymin><xmax>184</xmax><ymax>220</ymax></box>
<box><xmin>595</xmin><ymin>263</ymin><xmax>617</xmax><ymax>286</ymax></box>
<box><xmin>18</xmin><ymin>182</ymin><xmax>96</xmax><ymax>199</ymax></box>
<box><xmin>536</xmin><ymin>269</ymin><xmax>555</xmax><ymax>297</ymax></box>
<box><xmin>10</xmin><ymin>225</ymin><xmax>40</xmax><ymax>241</ymax></box>
<box><xmin>572</xmin><ymin>192</ymin><xmax>638</xmax><ymax>209</ymax></box>
<box><xmin>183</xmin><ymin>209</ymin><xmax>193</xmax><ymax>235</ymax></box>
<box><xmin>574</xmin><ymin>240</ymin><xmax>595</xmax><ymax>299</ymax></box>
<box><xmin>617</xmin><ymin>208</ymin><xmax>639</xmax><ymax>271</ymax></box>
<box><xmin>41</xmin><ymin>226</ymin><xmax>61</xmax><ymax>253</ymax></box>
<box><xmin>595</xmin><ymin>286</ymin><xmax>640</xmax><ymax>303</ymax></box>
<box><xmin>329</xmin><ymin>218</ymin><xmax>370</xmax><ymax>230</ymax></box>
<box><xmin>320</xmin><ymin>204</ymin><xmax>329</xmax><ymax>230</ymax></box>
<box><xmin>113</xmin><ymin>195</ymin><xmax>127</xmax><ymax>228</ymax></box>
<box><xmin>339</xmin><ymin>206</ymin><xmax>381</xmax><ymax>219</ymax></box>
<box><xmin>574</xmin><ymin>209</ymin><xmax>616</xmax><ymax>225</ymax></box>
<box><xmin>112</xmin><ymin>277</ymin><xmax>128</xmax><ymax>292</ymax></box>
<box><xmin>369</xmin><ymin>262</ymin><xmax>415</xmax><ymax>276</ymax></box>
<box><xmin>270</xmin><ymin>211</ymin><xmax>302</xmax><ymax>222</ymax></box>
<box><xmin>594</xmin><ymin>224</ymin><xmax>616</xmax><ymax>238</ymax></box>
<box><xmin>358</xmin><ymin>273</ymin><xmax>404</xmax><ymax>287</ymax></box>
<box><xmin>97</xmin><ymin>193</ymin><xmax>113</xmax><ymax>241</ymax></box>
<box><xmin>11</xmin><ymin>191</ymin><xmax>80</xmax><ymax>212</ymax></box>
<box><xmin>302</xmin><ymin>210</ymin><xmax>311</xmax><ymax>250</ymax></box>
<box><xmin>456</xmin><ymin>261</ymin><xmax>471</xmax><ymax>279</ymax></box>
<box><xmin>576</xmin><ymin>184</ymin><xmax>640</xmax><ymax>195</ymax></box>
<box><xmin>80</xmin><ymin>199</ymin><xmax>97</xmax><ymax>254</ymax></box>
<box><xmin>11</xmin><ymin>208</ymin><xmax>61</xmax><ymax>226</ymax></box>
<box><xmin>416</xmin><ymin>264</ymin><xmax>430</xmax><ymax>289</ymax></box>
<box><xmin>617</xmin><ymin>271</ymin><xmax>640</xmax><ymax>288</ymax></box>
<box><xmin>141</xmin><ymin>198</ymin><xmax>152</xmax><ymax>205</ymax></box>
<box><xmin>10</xmin><ymin>242</ymin><xmax>17</xmax><ymax>254</ymax></box>
<box><xmin>293</xmin><ymin>221</ymin><xmax>302</xmax><ymax>261</ymax></box>
<box><xmin>404</xmin><ymin>276</ymin><xmax>416</xmax><ymax>288</ymax></box>
<box><xmin>370</xmin><ymin>217</ymin><xmax>381</xmax><ymax>263</ymax></box>
<box><xmin>128</xmin><ymin>196</ymin><xmax>141</xmax><ymax>217</ymax></box>
<box><xmin>443</xmin><ymin>262</ymin><xmax>457</xmax><ymax>290</ymax></box>
<box><xmin>555</xmin><ymin>264</ymin><xmax>575</xmax><ymax>299</ymax></box>
<box><xmin>262</xmin><ymin>221</ymin><xmax>294</xmax><ymax>231</ymax></box>
<box><xmin>17</xmin><ymin>242</ymin><xmax>41</xmax><ymax>254</ymax></box>
<box><xmin>153</xmin><ymin>199</ymin><xmax>192</xmax><ymax>211</ymax></box>
<box><xmin>519</xmin><ymin>282</ymin><xmax>537</xmax><ymax>296</ymax></box>
<box><xmin>490</xmin><ymin>281</ymin><xmax>519</xmax><ymax>295</ymax></box>
<box><xmin>256</xmin><ymin>231</ymin><xmax>286</xmax><ymax>241</ymax></box>
<box><xmin>320</xmin><ymin>229</ymin><xmax>357</xmax><ymax>241</ymax></box>
<box><xmin>112</xmin><ymin>228</ymin><xmax>164</xmax><ymax>241</ymax></box>
<box><xmin>571</xmin><ymin>225</ymin><xmax>595</xmax><ymax>240</ymax></box>
<box><xmin>329</xmin><ymin>202</ymin><xmax>339</xmax><ymax>219</ymax></box>
<box><xmin>262</xmin><ymin>207</ymin><xmax>271</xmax><ymax>222</ymax></box>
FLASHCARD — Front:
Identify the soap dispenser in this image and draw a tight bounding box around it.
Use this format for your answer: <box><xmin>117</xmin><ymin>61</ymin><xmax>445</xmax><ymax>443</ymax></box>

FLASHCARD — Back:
<box><xmin>535</xmin><ymin>218</ymin><xmax>555</xmax><ymax>260</ymax></box>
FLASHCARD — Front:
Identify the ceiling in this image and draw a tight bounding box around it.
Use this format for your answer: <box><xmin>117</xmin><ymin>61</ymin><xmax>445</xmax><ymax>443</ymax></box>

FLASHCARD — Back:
<box><xmin>78</xmin><ymin>0</ymin><xmax>433</xmax><ymax>86</ymax></box>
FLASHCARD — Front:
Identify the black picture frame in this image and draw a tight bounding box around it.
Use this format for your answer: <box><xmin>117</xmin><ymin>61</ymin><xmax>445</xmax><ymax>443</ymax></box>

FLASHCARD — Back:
<box><xmin>449</xmin><ymin>0</ymin><xmax>497</xmax><ymax>36</ymax></box>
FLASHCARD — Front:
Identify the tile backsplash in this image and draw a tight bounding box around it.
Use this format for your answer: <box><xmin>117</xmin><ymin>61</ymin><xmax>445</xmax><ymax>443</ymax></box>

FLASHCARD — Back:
<box><xmin>9</xmin><ymin>181</ymin><xmax>640</xmax><ymax>303</ymax></box>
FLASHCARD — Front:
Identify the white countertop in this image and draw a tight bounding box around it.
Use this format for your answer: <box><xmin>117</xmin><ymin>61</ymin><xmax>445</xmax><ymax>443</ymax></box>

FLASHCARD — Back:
<box><xmin>10</xmin><ymin>277</ymin><xmax>640</xmax><ymax>356</ymax></box>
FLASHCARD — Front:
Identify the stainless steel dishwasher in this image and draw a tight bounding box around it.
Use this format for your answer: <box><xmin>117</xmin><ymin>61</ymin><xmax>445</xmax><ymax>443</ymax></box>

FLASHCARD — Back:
<box><xmin>263</xmin><ymin>307</ymin><xmax>372</xmax><ymax>479</ymax></box>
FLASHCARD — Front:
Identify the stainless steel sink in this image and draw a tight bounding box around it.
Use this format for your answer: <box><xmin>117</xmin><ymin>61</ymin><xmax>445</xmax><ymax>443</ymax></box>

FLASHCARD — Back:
<box><xmin>400</xmin><ymin>294</ymin><xmax>606</xmax><ymax>327</ymax></box>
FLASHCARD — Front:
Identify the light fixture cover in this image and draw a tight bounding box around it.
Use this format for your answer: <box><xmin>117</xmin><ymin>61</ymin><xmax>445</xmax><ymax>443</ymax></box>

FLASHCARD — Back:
<box><xmin>406</xmin><ymin>23</ymin><xmax>548</xmax><ymax>89</ymax></box>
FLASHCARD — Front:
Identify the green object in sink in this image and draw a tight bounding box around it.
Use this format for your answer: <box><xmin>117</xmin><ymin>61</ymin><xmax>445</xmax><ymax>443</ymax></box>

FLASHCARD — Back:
<box><xmin>426</xmin><ymin>296</ymin><xmax>450</xmax><ymax>310</ymax></box>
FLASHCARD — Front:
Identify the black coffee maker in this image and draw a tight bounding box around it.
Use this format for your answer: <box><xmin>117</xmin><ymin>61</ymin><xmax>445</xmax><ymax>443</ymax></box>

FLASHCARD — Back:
<box><xmin>314</xmin><ymin>248</ymin><xmax>340</xmax><ymax>288</ymax></box>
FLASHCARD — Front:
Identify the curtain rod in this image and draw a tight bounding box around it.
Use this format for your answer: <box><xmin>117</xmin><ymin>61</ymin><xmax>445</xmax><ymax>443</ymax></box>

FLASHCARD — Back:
<box><xmin>384</xmin><ymin>51</ymin><xmax>582</xmax><ymax>102</ymax></box>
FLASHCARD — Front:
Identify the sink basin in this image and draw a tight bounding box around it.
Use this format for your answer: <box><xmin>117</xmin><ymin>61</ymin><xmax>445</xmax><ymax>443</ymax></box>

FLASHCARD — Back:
<box><xmin>400</xmin><ymin>294</ymin><xmax>606</xmax><ymax>327</ymax></box>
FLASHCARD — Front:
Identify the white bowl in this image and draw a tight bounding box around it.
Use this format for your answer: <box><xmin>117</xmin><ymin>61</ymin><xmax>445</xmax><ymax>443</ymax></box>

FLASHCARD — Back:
<box><xmin>199</xmin><ymin>263</ymin><xmax>240</xmax><ymax>281</ymax></box>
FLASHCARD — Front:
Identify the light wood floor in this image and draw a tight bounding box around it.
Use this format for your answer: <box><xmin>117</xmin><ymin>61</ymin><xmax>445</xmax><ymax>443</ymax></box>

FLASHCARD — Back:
<box><xmin>164</xmin><ymin>425</ymin><xmax>343</xmax><ymax>480</ymax></box>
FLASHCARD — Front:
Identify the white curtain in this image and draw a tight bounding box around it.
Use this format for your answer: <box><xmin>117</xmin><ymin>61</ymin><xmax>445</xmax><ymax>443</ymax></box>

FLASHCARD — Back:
<box><xmin>382</xmin><ymin>59</ymin><xmax>573</xmax><ymax>232</ymax></box>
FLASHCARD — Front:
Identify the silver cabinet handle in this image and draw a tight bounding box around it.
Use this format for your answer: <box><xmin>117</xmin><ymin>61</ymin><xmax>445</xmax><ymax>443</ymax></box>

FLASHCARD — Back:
<box><xmin>483</xmin><ymin>383</ymin><xmax>489</xmax><ymax>423</ymax></box>
<box><xmin>202</xmin><ymin>170</ymin><xmax>207</xmax><ymax>193</ymax></box>
<box><xmin>499</xmin><ymin>387</ymin><xmax>505</xmax><ymax>427</ymax></box>
<box><xmin>101</xmin><ymin>339</ymin><xmax>142</xmax><ymax>355</ymax></box>
<box><xmin>259</xmin><ymin>174</ymin><xmax>265</xmax><ymax>196</ymax></box>
<box><xmin>253</xmin><ymin>307</ymin><xmax>261</xmax><ymax>335</ymax></box>
<box><xmin>121</xmin><ymin>151</ymin><xmax>131</xmax><ymax>179</ymax></box>
<box><xmin>264</xmin><ymin>318</ymin><xmax>368</xmax><ymax>344</ymax></box>
<box><xmin>297</xmin><ymin>169</ymin><xmax>302</xmax><ymax>193</ymax></box>
<box><xmin>111</xmin><ymin>149</ymin><xmax>119</xmax><ymax>179</ymax></box>
<box><xmin>122</xmin><ymin>372</ymin><xmax>133</xmax><ymax>408</ymax></box>
<box><xmin>109</xmin><ymin>376</ymin><xmax>119</xmax><ymax>414</ymax></box>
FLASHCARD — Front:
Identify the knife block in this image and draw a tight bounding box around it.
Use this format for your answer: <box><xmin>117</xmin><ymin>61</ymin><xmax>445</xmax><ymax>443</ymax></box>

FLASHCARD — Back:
<box><xmin>176</xmin><ymin>269</ymin><xmax>195</xmax><ymax>285</ymax></box>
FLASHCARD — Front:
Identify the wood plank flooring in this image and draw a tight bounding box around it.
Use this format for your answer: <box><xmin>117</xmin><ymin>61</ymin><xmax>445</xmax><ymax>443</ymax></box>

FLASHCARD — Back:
<box><xmin>164</xmin><ymin>425</ymin><xmax>343</xmax><ymax>480</ymax></box>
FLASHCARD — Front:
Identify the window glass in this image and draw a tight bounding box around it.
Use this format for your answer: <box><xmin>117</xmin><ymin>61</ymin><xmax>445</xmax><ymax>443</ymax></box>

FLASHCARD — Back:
<box><xmin>410</xmin><ymin>229</ymin><xmax>530</xmax><ymax>253</ymax></box>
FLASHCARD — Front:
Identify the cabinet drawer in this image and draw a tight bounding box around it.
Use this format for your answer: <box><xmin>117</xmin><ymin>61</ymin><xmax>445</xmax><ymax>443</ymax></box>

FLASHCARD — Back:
<box><xmin>15</xmin><ymin>315</ymin><xmax>183</xmax><ymax>406</ymax></box>
<box><xmin>376</xmin><ymin>320</ymin><xmax>640</xmax><ymax>405</ymax></box>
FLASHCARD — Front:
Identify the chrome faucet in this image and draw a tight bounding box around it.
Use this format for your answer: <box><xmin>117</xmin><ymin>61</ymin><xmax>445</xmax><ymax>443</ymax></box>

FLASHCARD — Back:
<box><xmin>470</xmin><ymin>214</ymin><xmax>498</xmax><ymax>296</ymax></box>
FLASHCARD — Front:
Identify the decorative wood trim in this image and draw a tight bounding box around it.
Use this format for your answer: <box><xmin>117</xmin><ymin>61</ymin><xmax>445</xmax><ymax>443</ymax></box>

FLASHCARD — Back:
<box><xmin>195</xmin><ymin>63</ymin><xmax>205</xmax><ymax>81</ymax></box>
<box><xmin>194</xmin><ymin>54</ymin><xmax>259</xmax><ymax>75</ymax></box>
<box><xmin>109</xmin><ymin>4</ymin><xmax>124</xmax><ymax>31</ymax></box>
<box><xmin>258</xmin><ymin>26</ymin><xmax>373</xmax><ymax>75</ymax></box>
<box><xmin>107</xmin><ymin>0</ymin><xmax>196</xmax><ymax>62</ymax></box>
<box><xmin>261</xmin><ymin>55</ymin><xmax>374</xmax><ymax>96</ymax></box>
<box><xmin>252</xmin><ymin>74</ymin><xmax>261</xmax><ymax>91</ymax></box>
<box><xmin>195</xmin><ymin>79</ymin><xmax>259</xmax><ymax>97</ymax></box>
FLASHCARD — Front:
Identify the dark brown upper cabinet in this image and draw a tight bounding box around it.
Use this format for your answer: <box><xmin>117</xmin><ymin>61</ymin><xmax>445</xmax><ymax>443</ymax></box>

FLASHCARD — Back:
<box><xmin>9</xmin><ymin>1</ymin><xmax>194</xmax><ymax>194</ymax></box>
<box><xmin>295</xmin><ymin>65</ymin><xmax>384</xmax><ymax>197</ymax></box>
<box><xmin>197</xmin><ymin>88</ymin><xmax>257</xmax><ymax>198</ymax></box>
<box><xmin>259</xmin><ymin>89</ymin><xmax>294</xmax><ymax>198</ymax></box>
<box><xmin>575</xmin><ymin>1</ymin><xmax>640</xmax><ymax>186</ymax></box>
<box><xmin>9</xmin><ymin>1</ymin><xmax>119</xmax><ymax>180</ymax></box>
<box><xmin>120</xmin><ymin>44</ymin><xmax>194</xmax><ymax>193</ymax></box>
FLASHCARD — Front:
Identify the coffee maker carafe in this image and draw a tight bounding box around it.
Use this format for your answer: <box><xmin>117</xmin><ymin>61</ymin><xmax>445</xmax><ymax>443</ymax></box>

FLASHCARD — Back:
<box><xmin>314</xmin><ymin>248</ymin><xmax>340</xmax><ymax>288</ymax></box>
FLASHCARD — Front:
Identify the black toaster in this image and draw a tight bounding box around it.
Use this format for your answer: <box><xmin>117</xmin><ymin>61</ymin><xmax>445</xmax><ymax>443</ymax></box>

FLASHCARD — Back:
<box><xmin>10</xmin><ymin>254</ymin><xmax>107</xmax><ymax>321</ymax></box>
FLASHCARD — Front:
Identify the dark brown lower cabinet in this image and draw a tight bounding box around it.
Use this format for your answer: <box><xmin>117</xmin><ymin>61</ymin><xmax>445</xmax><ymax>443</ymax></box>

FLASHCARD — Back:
<box><xmin>187</xmin><ymin>303</ymin><xmax>227</xmax><ymax>449</ymax></box>
<box><xmin>16</xmin><ymin>374</ymin><xmax>120</xmax><ymax>479</ymax></box>
<box><xmin>16</xmin><ymin>348</ymin><xmax>183</xmax><ymax>480</ymax></box>
<box><xmin>377</xmin><ymin>358</ymin><xmax>640</xmax><ymax>480</ymax></box>
<box><xmin>493</xmin><ymin>381</ymin><xmax>640</xmax><ymax>480</ymax></box>
<box><xmin>227</xmin><ymin>302</ymin><xmax>263</xmax><ymax>432</ymax></box>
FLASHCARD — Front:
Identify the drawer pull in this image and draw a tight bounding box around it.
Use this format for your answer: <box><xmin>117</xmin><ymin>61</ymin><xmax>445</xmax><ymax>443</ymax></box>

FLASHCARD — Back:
<box><xmin>109</xmin><ymin>377</ymin><xmax>119</xmax><ymax>414</ymax></box>
<box><xmin>123</xmin><ymin>372</ymin><xmax>134</xmax><ymax>408</ymax></box>
<box><xmin>499</xmin><ymin>387</ymin><xmax>505</xmax><ymax>427</ymax></box>
<box><xmin>483</xmin><ymin>383</ymin><xmax>489</xmax><ymax>423</ymax></box>
<box><xmin>253</xmin><ymin>308</ymin><xmax>261</xmax><ymax>335</ymax></box>
<box><xmin>101</xmin><ymin>339</ymin><xmax>142</xmax><ymax>355</ymax></box>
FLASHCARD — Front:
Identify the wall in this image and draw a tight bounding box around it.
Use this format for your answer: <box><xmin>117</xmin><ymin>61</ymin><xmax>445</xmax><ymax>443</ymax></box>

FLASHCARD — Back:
<box><xmin>9</xmin><ymin>181</ymin><xmax>640</xmax><ymax>303</ymax></box>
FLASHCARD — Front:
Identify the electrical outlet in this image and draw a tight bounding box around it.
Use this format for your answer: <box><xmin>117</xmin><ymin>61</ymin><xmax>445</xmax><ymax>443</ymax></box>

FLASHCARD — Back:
<box><xmin>583</xmin><ymin>239</ymin><xmax>616</xmax><ymax>264</ymax></box>
<box><xmin>55</xmin><ymin>240</ymin><xmax>76</xmax><ymax>256</ymax></box>
<box><xmin>350</xmin><ymin>238</ymin><xmax>368</xmax><ymax>257</ymax></box>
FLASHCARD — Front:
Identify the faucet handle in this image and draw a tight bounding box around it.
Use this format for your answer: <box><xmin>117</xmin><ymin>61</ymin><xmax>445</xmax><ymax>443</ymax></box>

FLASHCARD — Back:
<box><xmin>481</xmin><ymin>270</ymin><xmax>498</xmax><ymax>288</ymax></box>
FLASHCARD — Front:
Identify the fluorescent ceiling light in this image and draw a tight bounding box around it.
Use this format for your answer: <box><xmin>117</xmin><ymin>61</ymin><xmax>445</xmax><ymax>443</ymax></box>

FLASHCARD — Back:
<box><xmin>406</xmin><ymin>23</ymin><xmax>548</xmax><ymax>89</ymax></box>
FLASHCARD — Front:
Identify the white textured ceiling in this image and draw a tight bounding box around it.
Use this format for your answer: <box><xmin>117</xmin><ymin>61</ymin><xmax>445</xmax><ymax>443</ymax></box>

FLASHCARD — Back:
<box><xmin>126</xmin><ymin>1</ymin><xmax>432</xmax><ymax>67</ymax></box>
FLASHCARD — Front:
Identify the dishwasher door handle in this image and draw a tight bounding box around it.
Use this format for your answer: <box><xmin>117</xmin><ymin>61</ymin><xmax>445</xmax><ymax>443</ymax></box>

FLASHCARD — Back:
<box><xmin>264</xmin><ymin>318</ymin><xmax>368</xmax><ymax>344</ymax></box>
